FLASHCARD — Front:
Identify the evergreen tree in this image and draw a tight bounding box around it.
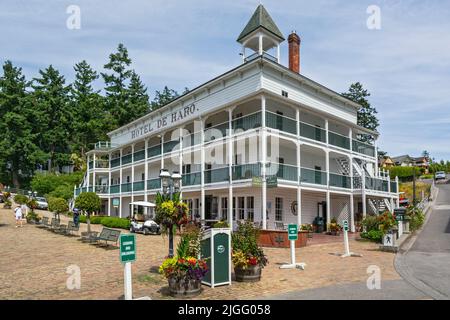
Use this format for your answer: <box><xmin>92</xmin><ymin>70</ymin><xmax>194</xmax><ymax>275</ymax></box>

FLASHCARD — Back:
<box><xmin>342</xmin><ymin>82</ymin><xmax>379</xmax><ymax>143</ymax></box>
<box><xmin>150</xmin><ymin>86</ymin><xmax>179</xmax><ymax>111</ymax></box>
<box><xmin>31</xmin><ymin>65</ymin><xmax>72</xmax><ymax>172</ymax></box>
<box><xmin>127</xmin><ymin>71</ymin><xmax>150</xmax><ymax>120</ymax></box>
<box><xmin>0</xmin><ymin>61</ymin><xmax>44</xmax><ymax>187</ymax></box>
<box><xmin>70</xmin><ymin>60</ymin><xmax>107</xmax><ymax>156</ymax></box>
<box><xmin>101</xmin><ymin>43</ymin><xmax>134</xmax><ymax>127</ymax></box>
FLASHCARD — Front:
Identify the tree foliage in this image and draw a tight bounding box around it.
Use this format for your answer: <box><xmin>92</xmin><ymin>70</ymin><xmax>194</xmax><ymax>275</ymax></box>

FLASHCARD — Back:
<box><xmin>342</xmin><ymin>82</ymin><xmax>379</xmax><ymax>143</ymax></box>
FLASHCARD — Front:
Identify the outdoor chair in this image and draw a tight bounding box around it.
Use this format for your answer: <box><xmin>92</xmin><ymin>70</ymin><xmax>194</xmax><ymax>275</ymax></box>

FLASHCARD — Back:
<box><xmin>49</xmin><ymin>218</ymin><xmax>60</xmax><ymax>232</ymax></box>
<box><xmin>90</xmin><ymin>228</ymin><xmax>121</xmax><ymax>247</ymax></box>
<box><xmin>64</xmin><ymin>221</ymin><xmax>79</xmax><ymax>236</ymax></box>
<box><xmin>81</xmin><ymin>230</ymin><xmax>99</xmax><ymax>243</ymax></box>
<box><xmin>37</xmin><ymin>216</ymin><xmax>49</xmax><ymax>228</ymax></box>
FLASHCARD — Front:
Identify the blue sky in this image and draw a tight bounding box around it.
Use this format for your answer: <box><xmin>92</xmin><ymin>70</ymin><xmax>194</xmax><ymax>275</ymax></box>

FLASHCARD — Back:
<box><xmin>1</xmin><ymin>0</ymin><xmax>450</xmax><ymax>160</ymax></box>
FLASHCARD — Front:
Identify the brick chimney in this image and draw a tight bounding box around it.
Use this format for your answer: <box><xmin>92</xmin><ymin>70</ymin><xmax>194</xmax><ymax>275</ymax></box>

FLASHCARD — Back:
<box><xmin>288</xmin><ymin>31</ymin><xmax>301</xmax><ymax>73</ymax></box>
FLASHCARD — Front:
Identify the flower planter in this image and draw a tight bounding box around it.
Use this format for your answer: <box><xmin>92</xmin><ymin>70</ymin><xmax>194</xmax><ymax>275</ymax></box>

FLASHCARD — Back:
<box><xmin>234</xmin><ymin>265</ymin><xmax>262</xmax><ymax>282</ymax></box>
<box><xmin>168</xmin><ymin>277</ymin><xmax>202</xmax><ymax>297</ymax></box>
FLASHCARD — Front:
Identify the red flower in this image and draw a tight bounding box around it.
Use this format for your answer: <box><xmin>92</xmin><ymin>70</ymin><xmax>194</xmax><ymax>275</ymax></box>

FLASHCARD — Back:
<box><xmin>248</xmin><ymin>257</ymin><xmax>258</xmax><ymax>266</ymax></box>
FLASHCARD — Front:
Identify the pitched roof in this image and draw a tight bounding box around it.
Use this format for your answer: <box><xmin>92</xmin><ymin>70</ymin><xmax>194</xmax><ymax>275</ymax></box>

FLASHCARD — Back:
<box><xmin>237</xmin><ymin>5</ymin><xmax>285</xmax><ymax>42</ymax></box>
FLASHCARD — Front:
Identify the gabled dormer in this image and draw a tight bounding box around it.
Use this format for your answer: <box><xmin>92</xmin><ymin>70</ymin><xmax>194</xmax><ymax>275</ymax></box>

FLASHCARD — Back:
<box><xmin>237</xmin><ymin>4</ymin><xmax>285</xmax><ymax>63</ymax></box>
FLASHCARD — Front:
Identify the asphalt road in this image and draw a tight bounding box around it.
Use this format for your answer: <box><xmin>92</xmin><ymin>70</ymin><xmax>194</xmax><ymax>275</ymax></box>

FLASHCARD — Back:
<box><xmin>398</xmin><ymin>183</ymin><xmax>450</xmax><ymax>299</ymax></box>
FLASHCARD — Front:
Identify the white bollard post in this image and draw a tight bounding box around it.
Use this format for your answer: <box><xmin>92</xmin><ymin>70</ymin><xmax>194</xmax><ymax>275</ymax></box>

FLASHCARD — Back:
<box><xmin>290</xmin><ymin>240</ymin><xmax>296</xmax><ymax>265</ymax></box>
<box><xmin>124</xmin><ymin>262</ymin><xmax>132</xmax><ymax>300</ymax></box>
<box><xmin>344</xmin><ymin>228</ymin><xmax>350</xmax><ymax>256</ymax></box>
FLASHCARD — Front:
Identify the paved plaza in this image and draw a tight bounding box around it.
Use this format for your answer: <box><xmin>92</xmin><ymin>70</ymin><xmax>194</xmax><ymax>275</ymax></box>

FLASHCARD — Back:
<box><xmin>0</xmin><ymin>208</ymin><xmax>402</xmax><ymax>300</ymax></box>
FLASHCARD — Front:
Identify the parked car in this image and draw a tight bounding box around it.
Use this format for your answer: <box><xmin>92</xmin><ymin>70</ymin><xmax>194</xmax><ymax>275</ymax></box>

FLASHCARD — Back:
<box><xmin>35</xmin><ymin>197</ymin><xmax>48</xmax><ymax>210</ymax></box>
<box><xmin>435</xmin><ymin>171</ymin><xmax>446</xmax><ymax>180</ymax></box>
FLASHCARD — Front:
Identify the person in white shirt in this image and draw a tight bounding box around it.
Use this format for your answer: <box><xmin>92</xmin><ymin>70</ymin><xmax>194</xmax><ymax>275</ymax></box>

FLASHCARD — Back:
<box><xmin>14</xmin><ymin>206</ymin><xmax>23</xmax><ymax>228</ymax></box>
<box><xmin>21</xmin><ymin>203</ymin><xmax>28</xmax><ymax>218</ymax></box>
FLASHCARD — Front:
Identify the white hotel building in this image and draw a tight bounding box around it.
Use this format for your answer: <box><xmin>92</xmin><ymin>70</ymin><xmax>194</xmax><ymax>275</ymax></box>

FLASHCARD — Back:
<box><xmin>74</xmin><ymin>5</ymin><xmax>399</xmax><ymax>232</ymax></box>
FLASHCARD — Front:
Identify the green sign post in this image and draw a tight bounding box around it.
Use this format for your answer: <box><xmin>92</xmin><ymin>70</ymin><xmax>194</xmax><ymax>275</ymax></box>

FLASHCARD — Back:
<box><xmin>280</xmin><ymin>224</ymin><xmax>306</xmax><ymax>270</ymax></box>
<box><xmin>343</xmin><ymin>220</ymin><xmax>349</xmax><ymax>232</ymax></box>
<box><xmin>288</xmin><ymin>224</ymin><xmax>298</xmax><ymax>241</ymax></box>
<box><xmin>119</xmin><ymin>234</ymin><xmax>136</xmax><ymax>300</ymax></box>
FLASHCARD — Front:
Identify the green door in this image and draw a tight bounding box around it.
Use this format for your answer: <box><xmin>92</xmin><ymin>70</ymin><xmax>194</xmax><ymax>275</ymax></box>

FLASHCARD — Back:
<box><xmin>213</xmin><ymin>233</ymin><xmax>229</xmax><ymax>284</ymax></box>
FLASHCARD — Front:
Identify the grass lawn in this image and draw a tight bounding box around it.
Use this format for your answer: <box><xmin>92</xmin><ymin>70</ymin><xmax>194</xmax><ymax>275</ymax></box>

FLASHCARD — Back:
<box><xmin>399</xmin><ymin>181</ymin><xmax>431</xmax><ymax>201</ymax></box>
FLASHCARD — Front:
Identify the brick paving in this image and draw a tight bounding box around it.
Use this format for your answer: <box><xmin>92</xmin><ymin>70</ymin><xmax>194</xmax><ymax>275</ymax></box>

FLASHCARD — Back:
<box><xmin>0</xmin><ymin>207</ymin><xmax>401</xmax><ymax>300</ymax></box>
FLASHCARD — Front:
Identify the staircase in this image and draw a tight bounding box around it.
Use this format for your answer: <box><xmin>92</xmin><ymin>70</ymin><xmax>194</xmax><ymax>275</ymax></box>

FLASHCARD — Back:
<box><xmin>368</xmin><ymin>198</ymin><xmax>392</xmax><ymax>214</ymax></box>
<box><xmin>335</xmin><ymin>158</ymin><xmax>351</xmax><ymax>175</ymax></box>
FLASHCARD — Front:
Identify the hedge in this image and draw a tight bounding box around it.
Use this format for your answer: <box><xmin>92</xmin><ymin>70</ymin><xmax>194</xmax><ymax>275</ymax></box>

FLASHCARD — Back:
<box><xmin>77</xmin><ymin>215</ymin><xmax>130</xmax><ymax>229</ymax></box>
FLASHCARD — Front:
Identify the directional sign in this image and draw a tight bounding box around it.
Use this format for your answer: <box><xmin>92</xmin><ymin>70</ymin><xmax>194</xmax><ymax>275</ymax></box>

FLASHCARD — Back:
<box><xmin>288</xmin><ymin>224</ymin><xmax>298</xmax><ymax>241</ymax></box>
<box><xmin>112</xmin><ymin>198</ymin><xmax>120</xmax><ymax>208</ymax></box>
<box><xmin>343</xmin><ymin>220</ymin><xmax>349</xmax><ymax>232</ymax></box>
<box><xmin>120</xmin><ymin>234</ymin><xmax>136</xmax><ymax>263</ymax></box>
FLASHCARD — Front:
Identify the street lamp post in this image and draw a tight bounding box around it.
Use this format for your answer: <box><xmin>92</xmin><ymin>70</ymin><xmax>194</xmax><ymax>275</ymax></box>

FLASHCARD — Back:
<box><xmin>159</xmin><ymin>169</ymin><xmax>182</xmax><ymax>258</ymax></box>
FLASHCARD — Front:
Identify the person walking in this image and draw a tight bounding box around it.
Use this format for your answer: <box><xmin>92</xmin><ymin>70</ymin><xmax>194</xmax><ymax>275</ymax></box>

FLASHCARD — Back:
<box><xmin>73</xmin><ymin>208</ymin><xmax>80</xmax><ymax>227</ymax></box>
<box><xmin>14</xmin><ymin>205</ymin><xmax>23</xmax><ymax>228</ymax></box>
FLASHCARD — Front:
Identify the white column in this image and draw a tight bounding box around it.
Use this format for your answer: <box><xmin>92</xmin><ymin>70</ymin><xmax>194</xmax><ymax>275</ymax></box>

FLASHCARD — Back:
<box><xmin>108</xmin><ymin>197</ymin><xmax>111</xmax><ymax>217</ymax></box>
<box><xmin>374</xmin><ymin>138</ymin><xmax>379</xmax><ymax>176</ymax></box>
<box><xmin>261</xmin><ymin>95</ymin><xmax>267</xmax><ymax>230</ymax></box>
<box><xmin>92</xmin><ymin>153</ymin><xmax>96</xmax><ymax>191</ymax></box>
<box><xmin>242</xmin><ymin>46</ymin><xmax>246</xmax><ymax>63</ymax></box>
<box><xmin>144</xmin><ymin>139</ymin><xmax>149</xmax><ymax>203</ymax></box>
<box><xmin>326</xmin><ymin>149</ymin><xmax>331</xmax><ymax>228</ymax></box>
<box><xmin>325</xmin><ymin>119</ymin><xmax>329</xmax><ymax>145</ymax></box>
<box><xmin>350</xmin><ymin>193</ymin><xmax>355</xmax><ymax>232</ymax></box>
<box><xmin>179</xmin><ymin>128</ymin><xmax>183</xmax><ymax>200</ymax></box>
<box><xmin>296</xmin><ymin>143</ymin><xmax>302</xmax><ymax>227</ymax></box>
<box><xmin>131</xmin><ymin>144</ymin><xmax>135</xmax><ymax>206</ymax></box>
<box><xmin>362</xmin><ymin>164</ymin><xmax>367</xmax><ymax>218</ymax></box>
<box><xmin>200</xmin><ymin>119</ymin><xmax>205</xmax><ymax>224</ymax></box>
<box><xmin>228</xmin><ymin>107</ymin><xmax>234</xmax><ymax>230</ymax></box>
<box><xmin>349</xmin><ymin>128</ymin><xmax>353</xmax><ymax>152</ymax></box>
<box><xmin>119</xmin><ymin>148</ymin><xmax>123</xmax><ymax>218</ymax></box>
<box><xmin>160</xmin><ymin>133</ymin><xmax>165</xmax><ymax>170</ymax></box>
<box><xmin>86</xmin><ymin>154</ymin><xmax>90</xmax><ymax>187</ymax></box>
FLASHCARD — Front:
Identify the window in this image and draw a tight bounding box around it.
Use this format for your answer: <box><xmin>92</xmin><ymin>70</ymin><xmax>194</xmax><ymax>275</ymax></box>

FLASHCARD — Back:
<box><xmin>141</xmin><ymin>173</ymin><xmax>145</xmax><ymax>181</ymax></box>
<box><xmin>275</xmin><ymin>197</ymin><xmax>283</xmax><ymax>222</ymax></box>
<box><xmin>221</xmin><ymin>197</ymin><xmax>228</xmax><ymax>221</ymax></box>
<box><xmin>246</xmin><ymin>197</ymin><xmax>254</xmax><ymax>221</ymax></box>
<box><xmin>126</xmin><ymin>176</ymin><xmax>130</xmax><ymax>183</ymax></box>
<box><xmin>281</xmin><ymin>90</ymin><xmax>288</xmax><ymax>98</ymax></box>
<box><xmin>238</xmin><ymin>197</ymin><xmax>245</xmax><ymax>220</ymax></box>
<box><xmin>185</xmin><ymin>199</ymin><xmax>193</xmax><ymax>219</ymax></box>
<box><xmin>194</xmin><ymin>199</ymin><xmax>200</xmax><ymax>218</ymax></box>
<box><xmin>232</xmin><ymin>197</ymin><xmax>236</xmax><ymax>220</ymax></box>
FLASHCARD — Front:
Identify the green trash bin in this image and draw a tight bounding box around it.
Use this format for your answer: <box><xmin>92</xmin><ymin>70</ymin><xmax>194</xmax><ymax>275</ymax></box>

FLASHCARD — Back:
<box><xmin>200</xmin><ymin>228</ymin><xmax>231</xmax><ymax>288</ymax></box>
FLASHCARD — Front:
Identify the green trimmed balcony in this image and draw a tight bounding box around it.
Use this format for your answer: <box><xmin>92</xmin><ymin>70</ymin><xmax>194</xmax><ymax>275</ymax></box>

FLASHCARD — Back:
<box><xmin>147</xmin><ymin>178</ymin><xmax>161</xmax><ymax>190</ymax></box>
<box><xmin>121</xmin><ymin>154</ymin><xmax>132</xmax><ymax>165</ymax></box>
<box><xmin>266</xmin><ymin>111</ymin><xmax>297</xmax><ymax>135</ymax></box>
<box><xmin>273</xmin><ymin>163</ymin><xmax>298</xmax><ymax>181</ymax></box>
<box><xmin>300</xmin><ymin>167</ymin><xmax>327</xmax><ymax>185</ymax></box>
<box><xmin>94</xmin><ymin>185</ymin><xmax>109</xmax><ymax>194</ymax></box>
<box><xmin>390</xmin><ymin>181</ymin><xmax>398</xmax><ymax>193</ymax></box>
<box><xmin>110</xmin><ymin>185</ymin><xmax>120</xmax><ymax>194</ymax></box>
<box><xmin>182</xmin><ymin>172</ymin><xmax>201</xmax><ymax>186</ymax></box>
<box><xmin>204</xmin><ymin>122</ymin><xmax>228</xmax><ymax>143</ymax></box>
<box><xmin>232</xmin><ymin>163</ymin><xmax>261</xmax><ymax>180</ymax></box>
<box><xmin>352</xmin><ymin>140</ymin><xmax>375</xmax><ymax>157</ymax></box>
<box><xmin>121</xmin><ymin>183</ymin><xmax>132</xmax><ymax>193</ymax></box>
<box><xmin>147</xmin><ymin>144</ymin><xmax>162</xmax><ymax>158</ymax></box>
<box><xmin>329</xmin><ymin>173</ymin><xmax>351</xmax><ymax>189</ymax></box>
<box><xmin>300</xmin><ymin>122</ymin><xmax>326</xmax><ymax>143</ymax></box>
<box><xmin>182</xmin><ymin>133</ymin><xmax>202</xmax><ymax>148</ymax></box>
<box><xmin>133</xmin><ymin>149</ymin><xmax>146</xmax><ymax>162</ymax></box>
<box><xmin>133</xmin><ymin>181</ymin><xmax>145</xmax><ymax>191</ymax></box>
<box><xmin>163</xmin><ymin>140</ymin><xmax>179</xmax><ymax>153</ymax></box>
<box><xmin>329</xmin><ymin>131</ymin><xmax>351</xmax><ymax>150</ymax></box>
<box><xmin>110</xmin><ymin>157</ymin><xmax>121</xmax><ymax>168</ymax></box>
<box><xmin>95</xmin><ymin>160</ymin><xmax>109</xmax><ymax>169</ymax></box>
<box><xmin>232</xmin><ymin>112</ymin><xmax>262</xmax><ymax>132</ymax></box>
<box><xmin>365</xmin><ymin>177</ymin><xmax>389</xmax><ymax>192</ymax></box>
<box><xmin>205</xmin><ymin>167</ymin><xmax>229</xmax><ymax>184</ymax></box>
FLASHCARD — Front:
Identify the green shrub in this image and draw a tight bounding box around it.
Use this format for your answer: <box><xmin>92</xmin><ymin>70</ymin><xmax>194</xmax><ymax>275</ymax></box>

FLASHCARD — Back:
<box><xmin>361</xmin><ymin>230</ymin><xmax>384</xmax><ymax>243</ymax></box>
<box><xmin>361</xmin><ymin>215</ymin><xmax>380</xmax><ymax>232</ymax></box>
<box><xmin>407</xmin><ymin>207</ymin><xmax>425</xmax><ymax>232</ymax></box>
<box><xmin>48</xmin><ymin>197</ymin><xmax>69</xmax><ymax>215</ymax></box>
<box><xmin>31</xmin><ymin>172</ymin><xmax>84</xmax><ymax>198</ymax></box>
<box><xmin>14</xmin><ymin>194</ymin><xmax>29</xmax><ymax>205</ymax></box>
<box><xmin>389</xmin><ymin>166</ymin><xmax>421</xmax><ymax>181</ymax></box>
<box><xmin>79</xmin><ymin>215</ymin><xmax>87</xmax><ymax>223</ymax></box>
<box><xmin>213</xmin><ymin>220</ymin><xmax>229</xmax><ymax>228</ymax></box>
<box><xmin>100</xmin><ymin>217</ymin><xmax>130</xmax><ymax>229</ymax></box>
<box><xmin>90</xmin><ymin>215</ymin><xmax>107</xmax><ymax>224</ymax></box>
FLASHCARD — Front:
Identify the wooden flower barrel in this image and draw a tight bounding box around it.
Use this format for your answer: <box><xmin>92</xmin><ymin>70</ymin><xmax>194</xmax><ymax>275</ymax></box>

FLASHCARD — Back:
<box><xmin>234</xmin><ymin>265</ymin><xmax>262</xmax><ymax>282</ymax></box>
<box><xmin>168</xmin><ymin>277</ymin><xmax>202</xmax><ymax>297</ymax></box>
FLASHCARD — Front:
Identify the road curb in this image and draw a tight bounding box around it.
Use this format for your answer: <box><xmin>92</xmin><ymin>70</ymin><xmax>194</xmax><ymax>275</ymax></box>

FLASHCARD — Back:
<box><xmin>394</xmin><ymin>185</ymin><xmax>448</xmax><ymax>300</ymax></box>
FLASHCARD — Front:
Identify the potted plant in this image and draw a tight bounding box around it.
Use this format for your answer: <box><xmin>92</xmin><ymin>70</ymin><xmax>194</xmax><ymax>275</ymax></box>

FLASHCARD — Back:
<box><xmin>300</xmin><ymin>224</ymin><xmax>314</xmax><ymax>238</ymax></box>
<box><xmin>327</xmin><ymin>218</ymin><xmax>343</xmax><ymax>236</ymax></box>
<box><xmin>231</xmin><ymin>220</ymin><xmax>268</xmax><ymax>282</ymax></box>
<box><xmin>2</xmin><ymin>192</ymin><xmax>12</xmax><ymax>209</ymax></box>
<box><xmin>154</xmin><ymin>192</ymin><xmax>189</xmax><ymax>257</ymax></box>
<box><xmin>26</xmin><ymin>198</ymin><xmax>41</xmax><ymax>224</ymax></box>
<box><xmin>159</xmin><ymin>225</ymin><xmax>208</xmax><ymax>297</ymax></box>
